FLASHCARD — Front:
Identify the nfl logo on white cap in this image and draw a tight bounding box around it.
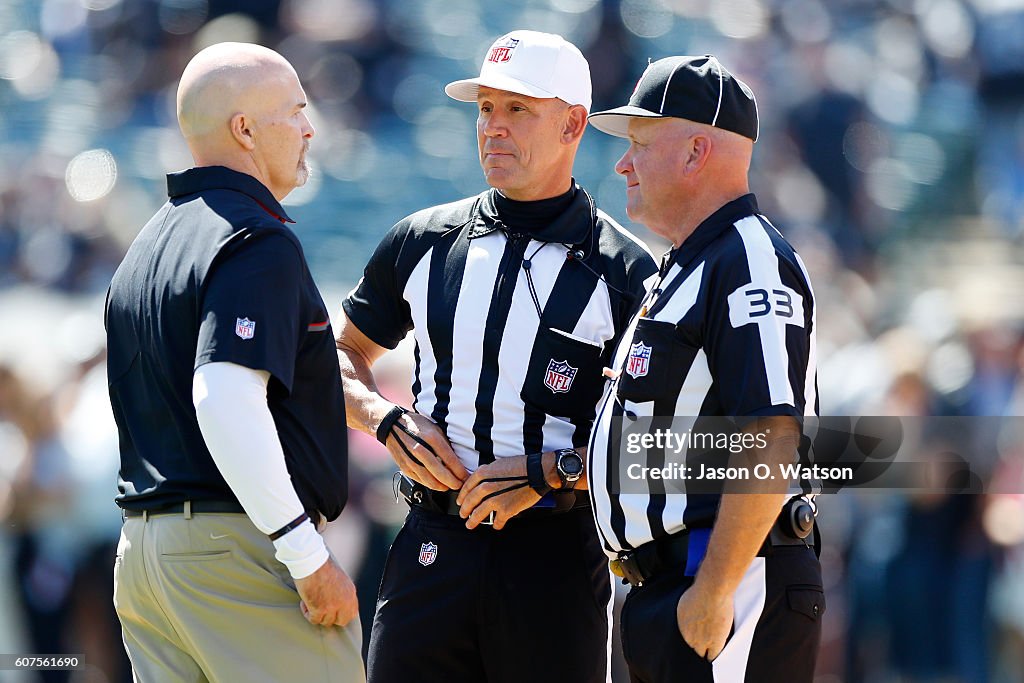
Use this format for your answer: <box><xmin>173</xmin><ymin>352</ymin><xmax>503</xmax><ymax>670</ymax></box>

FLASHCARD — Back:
<box><xmin>487</xmin><ymin>37</ymin><xmax>519</xmax><ymax>63</ymax></box>
<box><xmin>444</xmin><ymin>30</ymin><xmax>592</xmax><ymax>112</ymax></box>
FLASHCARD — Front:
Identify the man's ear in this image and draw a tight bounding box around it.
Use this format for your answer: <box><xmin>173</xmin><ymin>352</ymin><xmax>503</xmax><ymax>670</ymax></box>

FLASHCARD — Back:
<box><xmin>561</xmin><ymin>105</ymin><xmax>588</xmax><ymax>144</ymax></box>
<box><xmin>683</xmin><ymin>133</ymin><xmax>712</xmax><ymax>176</ymax></box>
<box><xmin>230</xmin><ymin>113</ymin><xmax>256</xmax><ymax>151</ymax></box>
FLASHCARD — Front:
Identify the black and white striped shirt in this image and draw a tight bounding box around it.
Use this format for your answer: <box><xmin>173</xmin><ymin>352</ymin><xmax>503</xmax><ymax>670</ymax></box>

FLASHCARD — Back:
<box><xmin>588</xmin><ymin>194</ymin><xmax>818</xmax><ymax>556</ymax></box>
<box><xmin>343</xmin><ymin>185</ymin><xmax>658</xmax><ymax>471</ymax></box>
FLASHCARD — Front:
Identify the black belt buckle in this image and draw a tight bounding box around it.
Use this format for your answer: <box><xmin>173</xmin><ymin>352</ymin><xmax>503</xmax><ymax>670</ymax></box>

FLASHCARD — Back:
<box><xmin>479</xmin><ymin>510</ymin><xmax>496</xmax><ymax>526</ymax></box>
<box><xmin>610</xmin><ymin>552</ymin><xmax>646</xmax><ymax>587</ymax></box>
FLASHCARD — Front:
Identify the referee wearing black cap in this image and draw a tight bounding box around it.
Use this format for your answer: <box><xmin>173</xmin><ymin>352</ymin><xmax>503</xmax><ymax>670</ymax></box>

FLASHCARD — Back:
<box><xmin>586</xmin><ymin>56</ymin><xmax>823</xmax><ymax>682</ymax></box>
<box><xmin>337</xmin><ymin>30</ymin><xmax>657</xmax><ymax>683</ymax></box>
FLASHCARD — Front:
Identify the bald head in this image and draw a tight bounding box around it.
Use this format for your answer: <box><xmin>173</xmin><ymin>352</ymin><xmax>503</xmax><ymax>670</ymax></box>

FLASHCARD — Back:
<box><xmin>177</xmin><ymin>42</ymin><xmax>295</xmax><ymax>141</ymax></box>
<box><xmin>175</xmin><ymin>42</ymin><xmax>315</xmax><ymax>201</ymax></box>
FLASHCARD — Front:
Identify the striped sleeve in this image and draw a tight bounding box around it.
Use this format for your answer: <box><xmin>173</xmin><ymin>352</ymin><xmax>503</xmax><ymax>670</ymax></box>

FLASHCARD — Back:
<box><xmin>342</xmin><ymin>220</ymin><xmax>415</xmax><ymax>350</ymax></box>
<box><xmin>702</xmin><ymin>216</ymin><xmax>813</xmax><ymax>417</ymax></box>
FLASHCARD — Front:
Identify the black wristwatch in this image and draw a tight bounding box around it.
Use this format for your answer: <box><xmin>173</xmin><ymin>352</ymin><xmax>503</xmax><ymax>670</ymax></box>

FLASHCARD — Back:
<box><xmin>554</xmin><ymin>448</ymin><xmax>584</xmax><ymax>490</ymax></box>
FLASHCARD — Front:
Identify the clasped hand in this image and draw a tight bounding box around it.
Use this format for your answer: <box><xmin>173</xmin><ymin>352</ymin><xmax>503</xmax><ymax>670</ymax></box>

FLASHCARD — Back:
<box><xmin>455</xmin><ymin>455</ymin><xmax>542</xmax><ymax>530</ymax></box>
<box><xmin>385</xmin><ymin>414</ymin><xmax>546</xmax><ymax>531</ymax></box>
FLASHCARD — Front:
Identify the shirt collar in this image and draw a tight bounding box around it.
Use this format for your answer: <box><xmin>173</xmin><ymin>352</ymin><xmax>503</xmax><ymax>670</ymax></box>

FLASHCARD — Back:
<box><xmin>467</xmin><ymin>182</ymin><xmax>593</xmax><ymax>244</ymax></box>
<box><xmin>166</xmin><ymin>166</ymin><xmax>294</xmax><ymax>223</ymax></box>
<box><xmin>668</xmin><ymin>193</ymin><xmax>759</xmax><ymax>270</ymax></box>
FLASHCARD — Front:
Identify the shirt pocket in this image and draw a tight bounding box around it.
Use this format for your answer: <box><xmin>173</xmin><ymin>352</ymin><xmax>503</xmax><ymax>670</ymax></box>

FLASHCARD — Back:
<box><xmin>520</xmin><ymin>326</ymin><xmax>606</xmax><ymax>419</ymax></box>
<box><xmin>616</xmin><ymin>317</ymin><xmax>700</xmax><ymax>404</ymax></box>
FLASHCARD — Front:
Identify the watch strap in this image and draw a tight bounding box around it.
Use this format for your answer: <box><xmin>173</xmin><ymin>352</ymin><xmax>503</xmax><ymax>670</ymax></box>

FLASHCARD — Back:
<box><xmin>526</xmin><ymin>451</ymin><xmax>552</xmax><ymax>496</ymax></box>
<box><xmin>376</xmin><ymin>404</ymin><xmax>408</xmax><ymax>446</ymax></box>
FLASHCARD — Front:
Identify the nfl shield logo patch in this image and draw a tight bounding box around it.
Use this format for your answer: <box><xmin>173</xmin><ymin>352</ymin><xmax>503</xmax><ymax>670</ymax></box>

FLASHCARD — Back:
<box><xmin>487</xmin><ymin>37</ymin><xmax>519</xmax><ymax>63</ymax></box>
<box><xmin>626</xmin><ymin>342</ymin><xmax>651</xmax><ymax>379</ymax></box>
<box><xmin>235</xmin><ymin>317</ymin><xmax>255</xmax><ymax>340</ymax></box>
<box><xmin>544</xmin><ymin>359</ymin><xmax>578</xmax><ymax>394</ymax></box>
<box><xmin>418</xmin><ymin>541</ymin><xmax>438</xmax><ymax>567</ymax></box>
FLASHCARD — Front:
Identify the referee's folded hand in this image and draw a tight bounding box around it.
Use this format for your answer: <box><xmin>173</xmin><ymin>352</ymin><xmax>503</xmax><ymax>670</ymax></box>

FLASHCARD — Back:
<box><xmin>386</xmin><ymin>413</ymin><xmax>468</xmax><ymax>491</ymax></box>
<box><xmin>295</xmin><ymin>555</ymin><xmax>360</xmax><ymax>627</ymax></box>
<box><xmin>457</xmin><ymin>455</ymin><xmax>542</xmax><ymax>530</ymax></box>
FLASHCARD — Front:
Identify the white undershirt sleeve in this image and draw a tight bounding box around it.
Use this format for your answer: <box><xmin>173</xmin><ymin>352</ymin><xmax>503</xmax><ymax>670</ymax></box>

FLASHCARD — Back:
<box><xmin>193</xmin><ymin>361</ymin><xmax>329</xmax><ymax>579</ymax></box>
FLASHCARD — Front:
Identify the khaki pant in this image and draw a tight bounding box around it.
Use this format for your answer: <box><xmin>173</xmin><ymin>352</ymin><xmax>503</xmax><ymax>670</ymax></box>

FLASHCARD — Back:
<box><xmin>113</xmin><ymin>510</ymin><xmax>364</xmax><ymax>683</ymax></box>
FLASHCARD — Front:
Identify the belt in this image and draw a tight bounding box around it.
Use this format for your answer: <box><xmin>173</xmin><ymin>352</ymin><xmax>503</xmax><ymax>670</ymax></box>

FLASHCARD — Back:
<box><xmin>123</xmin><ymin>500</ymin><xmax>330</xmax><ymax>534</ymax></box>
<box><xmin>610</xmin><ymin>518</ymin><xmax>817</xmax><ymax>588</ymax></box>
<box><xmin>396</xmin><ymin>475</ymin><xmax>589</xmax><ymax>526</ymax></box>
<box><xmin>122</xmin><ymin>500</ymin><xmax>246</xmax><ymax>520</ymax></box>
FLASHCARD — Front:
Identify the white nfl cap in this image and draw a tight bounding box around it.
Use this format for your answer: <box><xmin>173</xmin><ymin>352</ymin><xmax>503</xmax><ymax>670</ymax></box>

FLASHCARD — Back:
<box><xmin>445</xmin><ymin>30</ymin><xmax>592</xmax><ymax>111</ymax></box>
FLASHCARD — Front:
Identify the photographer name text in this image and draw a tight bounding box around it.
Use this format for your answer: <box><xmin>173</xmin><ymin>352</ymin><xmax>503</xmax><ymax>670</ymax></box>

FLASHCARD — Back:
<box><xmin>626</xmin><ymin>462</ymin><xmax>854</xmax><ymax>482</ymax></box>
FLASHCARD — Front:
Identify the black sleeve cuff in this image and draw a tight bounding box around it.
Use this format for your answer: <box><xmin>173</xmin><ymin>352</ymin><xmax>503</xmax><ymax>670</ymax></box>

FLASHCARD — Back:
<box><xmin>268</xmin><ymin>512</ymin><xmax>310</xmax><ymax>541</ymax></box>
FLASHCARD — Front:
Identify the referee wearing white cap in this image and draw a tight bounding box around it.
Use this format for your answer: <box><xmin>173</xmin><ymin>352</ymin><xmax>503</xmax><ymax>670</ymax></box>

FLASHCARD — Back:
<box><xmin>336</xmin><ymin>30</ymin><xmax>658</xmax><ymax>683</ymax></box>
<box><xmin>586</xmin><ymin>56</ymin><xmax>824</xmax><ymax>682</ymax></box>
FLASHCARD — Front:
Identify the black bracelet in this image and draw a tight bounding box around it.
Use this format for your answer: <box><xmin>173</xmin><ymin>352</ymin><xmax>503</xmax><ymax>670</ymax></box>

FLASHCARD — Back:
<box><xmin>526</xmin><ymin>452</ymin><xmax>552</xmax><ymax>497</ymax></box>
<box><xmin>268</xmin><ymin>512</ymin><xmax>310</xmax><ymax>541</ymax></box>
<box><xmin>376</xmin><ymin>404</ymin><xmax>408</xmax><ymax>445</ymax></box>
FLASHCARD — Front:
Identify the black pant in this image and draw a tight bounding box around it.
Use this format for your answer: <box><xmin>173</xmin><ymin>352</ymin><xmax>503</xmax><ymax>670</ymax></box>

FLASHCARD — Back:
<box><xmin>620</xmin><ymin>545</ymin><xmax>824</xmax><ymax>683</ymax></box>
<box><xmin>366</xmin><ymin>506</ymin><xmax>611</xmax><ymax>683</ymax></box>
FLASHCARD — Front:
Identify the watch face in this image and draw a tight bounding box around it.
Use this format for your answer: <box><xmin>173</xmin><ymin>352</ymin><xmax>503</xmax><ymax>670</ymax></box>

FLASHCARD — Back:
<box><xmin>559</xmin><ymin>451</ymin><xmax>583</xmax><ymax>477</ymax></box>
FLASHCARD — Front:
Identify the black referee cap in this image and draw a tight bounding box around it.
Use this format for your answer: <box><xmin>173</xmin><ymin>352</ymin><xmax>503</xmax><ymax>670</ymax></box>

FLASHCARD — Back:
<box><xmin>589</xmin><ymin>55</ymin><xmax>758</xmax><ymax>142</ymax></box>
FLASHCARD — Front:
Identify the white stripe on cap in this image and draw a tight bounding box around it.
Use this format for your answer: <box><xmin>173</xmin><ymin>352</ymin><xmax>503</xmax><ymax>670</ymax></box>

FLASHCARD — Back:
<box><xmin>631</xmin><ymin>58</ymin><xmax>656</xmax><ymax>99</ymax></box>
<box><xmin>710</xmin><ymin>55</ymin><xmax>724</xmax><ymax>127</ymax></box>
<box><xmin>659</xmin><ymin>58</ymin><xmax>689</xmax><ymax>115</ymax></box>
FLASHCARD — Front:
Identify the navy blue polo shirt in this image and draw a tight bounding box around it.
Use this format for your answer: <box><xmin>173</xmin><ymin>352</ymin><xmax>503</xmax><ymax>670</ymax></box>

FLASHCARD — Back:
<box><xmin>105</xmin><ymin>166</ymin><xmax>348</xmax><ymax>521</ymax></box>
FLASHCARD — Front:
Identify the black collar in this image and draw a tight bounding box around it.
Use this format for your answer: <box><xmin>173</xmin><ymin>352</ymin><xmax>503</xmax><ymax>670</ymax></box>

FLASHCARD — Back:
<box><xmin>166</xmin><ymin>166</ymin><xmax>294</xmax><ymax>223</ymax></box>
<box><xmin>467</xmin><ymin>182</ymin><xmax>593</xmax><ymax>245</ymax></box>
<box><xmin>667</xmin><ymin>193</ymin><xmax>759</xmax><ymax>270</ymax></box>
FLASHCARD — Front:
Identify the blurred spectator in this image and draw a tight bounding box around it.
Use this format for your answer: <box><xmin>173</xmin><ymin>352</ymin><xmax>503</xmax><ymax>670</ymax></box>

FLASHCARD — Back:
<box><xmin>1</xmin><ymin>364</ymin><xmax>75</xmax><ymax>683</ymax></box>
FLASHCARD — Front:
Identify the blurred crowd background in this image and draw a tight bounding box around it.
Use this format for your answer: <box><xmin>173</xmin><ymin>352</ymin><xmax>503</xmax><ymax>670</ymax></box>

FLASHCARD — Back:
<box><xmin>2</xmin><ymin>0</ymin><xmax>1024</xmax><ymax>680</ymax></box>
